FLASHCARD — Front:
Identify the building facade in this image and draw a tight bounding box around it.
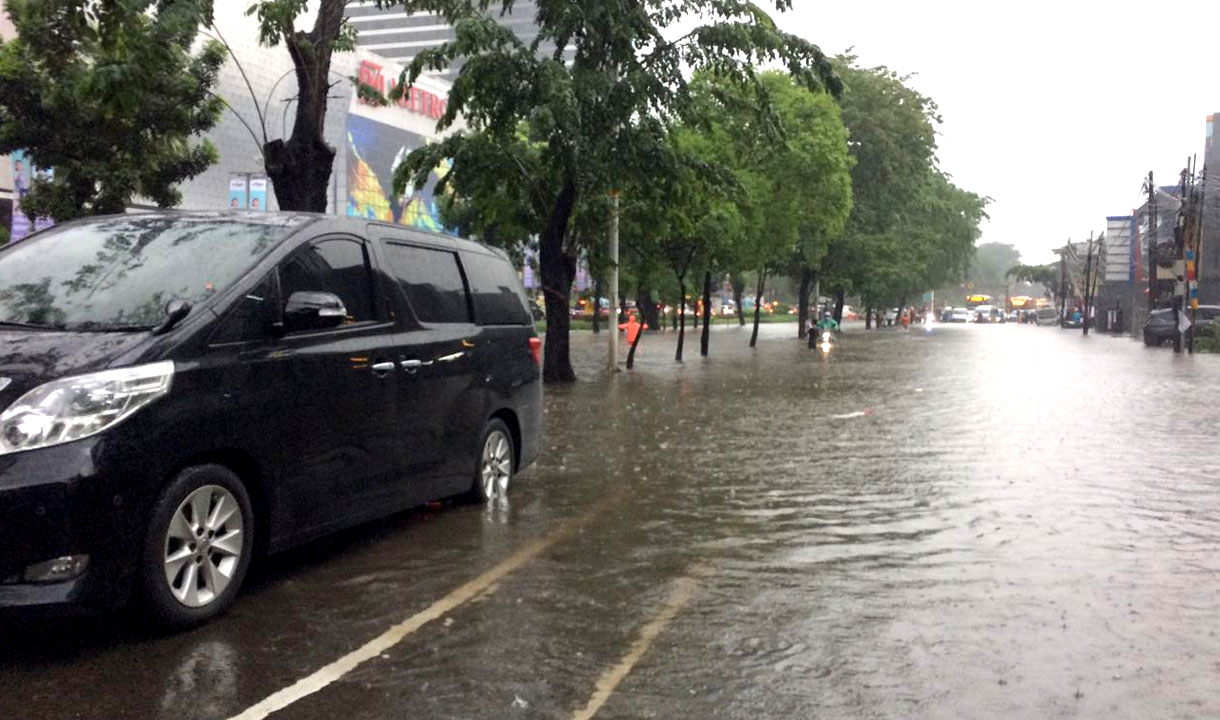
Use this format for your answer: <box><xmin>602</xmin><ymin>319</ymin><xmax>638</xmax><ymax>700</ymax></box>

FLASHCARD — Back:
<box><xmin>3</xmin><ymin>8</ymin><xmax>462</xmax><ymax>239</ymax></box>
<box><xmin>1200</xmin><ymin>114</ymin><xmax>1220</xmax><ymax>305</ymax></box>
<box><xmin>0</xmin><ymin>0</ymin><xmax>14</xmax><ymax>238</ymax></box>
<box><xmin>345</xmin><ymin>0</ymin><xmax>571</xmax><ymax>82</ymax></box>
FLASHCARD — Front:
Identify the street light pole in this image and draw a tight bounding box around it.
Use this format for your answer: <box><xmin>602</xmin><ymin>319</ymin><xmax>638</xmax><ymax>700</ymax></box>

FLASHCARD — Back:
<box><xmin>608</xmin><ymin>190</ymin><xmax>620</xmax><ymax>374</ymax></box>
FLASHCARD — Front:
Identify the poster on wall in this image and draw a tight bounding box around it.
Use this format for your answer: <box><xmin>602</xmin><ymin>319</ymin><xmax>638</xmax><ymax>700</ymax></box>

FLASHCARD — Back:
<box><xmin>248</xmin><ymin>176</ymin><xmax>268</xmax><ymax>211</ymax></box>
<box><xmin>345</xmin><ymin>113</ymin><xmax>453</xmax><ymax>233</ymax></box>
<box><xmin>10</xmin><ymin>150</ymin><xmax>54</xmax><ymax>242</ymax></box>
<box><xmin>228</xmin><ymin>174</ymin><xmax>248</xmax><ymax>209</ymax></box>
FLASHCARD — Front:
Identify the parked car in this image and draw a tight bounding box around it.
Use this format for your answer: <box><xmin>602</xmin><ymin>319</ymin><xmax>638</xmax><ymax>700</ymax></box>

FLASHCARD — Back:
<box><xmin>0</xmin><ymin>212</ymin><xmax>542</xmax><ymax>628</ymax></box>
<box><xmin>1142</xmin><ymin>305</ymin><xmax>1220</xmax><ymax>346</ymax></box>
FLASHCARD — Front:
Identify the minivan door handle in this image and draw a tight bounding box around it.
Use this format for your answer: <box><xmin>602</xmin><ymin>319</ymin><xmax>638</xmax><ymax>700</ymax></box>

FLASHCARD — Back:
<box><xmin>371</xmin><ymin>361</ymin><xmax>396</xmax><ymax>375</ymax></box>
<box><xmin>400</xmin><ymin>359</ymin><xmax>433</xmax><ymax>373</ymax></box>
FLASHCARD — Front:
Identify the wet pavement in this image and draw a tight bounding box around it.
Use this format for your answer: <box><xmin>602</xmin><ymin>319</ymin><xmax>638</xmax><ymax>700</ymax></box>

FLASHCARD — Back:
<box><xmin>4</xmin><ymin>321</ymin><xmax>1220</xmax><ymax>719</ymax></box>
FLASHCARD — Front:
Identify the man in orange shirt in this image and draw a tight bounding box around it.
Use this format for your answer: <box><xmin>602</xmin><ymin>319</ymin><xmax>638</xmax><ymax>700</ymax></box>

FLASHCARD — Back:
<box><xmin>619</xmin><ymin>312</ymin><xmax>648</xmax><ymax>368</ymax></box>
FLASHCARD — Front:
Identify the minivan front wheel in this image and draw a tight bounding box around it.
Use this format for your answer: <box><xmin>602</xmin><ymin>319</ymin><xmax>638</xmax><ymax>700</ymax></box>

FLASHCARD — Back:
<box><xmin>473</xmin><ymin>420</ymin><xmax>514</xmax><ymax>502</ymax></box>
<box><xmin>141</xmin><ymin>465</ymin><xmax>254</xmax><ymax>629</ymax></box>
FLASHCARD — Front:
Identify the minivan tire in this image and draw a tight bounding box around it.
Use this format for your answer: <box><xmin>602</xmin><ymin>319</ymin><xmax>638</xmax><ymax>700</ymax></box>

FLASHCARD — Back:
<box><xmin>471</xmin><ymin>419</ymin><xmax>515</xmax><ymax>502</ymax></box>
<box><xmin>139</xmin><ymin>465</ymin><xmax>255</xmax><ymax>630</ymax></box>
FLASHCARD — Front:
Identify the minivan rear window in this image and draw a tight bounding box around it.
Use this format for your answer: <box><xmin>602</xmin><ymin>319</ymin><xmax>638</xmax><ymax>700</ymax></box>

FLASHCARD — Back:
<box><xmin>462</xmin><ymin>252</ymin><xmax>532</xmax><ymax>326</ymax></box>
<box><xmin>382</xmin><ymin>243</ymin><xmax>472</xmax><ymax>324</ymax></box>
<box><xmin>0</xmin><ymin>216</ymin><xmax>296</xmax><ymax>331</ymax></box>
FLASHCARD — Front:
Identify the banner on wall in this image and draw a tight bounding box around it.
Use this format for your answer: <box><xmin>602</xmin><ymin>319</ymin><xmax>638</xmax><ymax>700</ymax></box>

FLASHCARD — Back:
<box><xmin>228</xmin><ymin>175</ymin><xmax>248</xmax><ymax>209</ymax></box>
<box><xmin>248</xmin><ymin>176</ymin><xmax>268</xmax><ymax>211</ymax></box>
<box><xmin>10</xmin><ymin>150</ymin><xmax>54</xmax><ymax>242</ymax></box>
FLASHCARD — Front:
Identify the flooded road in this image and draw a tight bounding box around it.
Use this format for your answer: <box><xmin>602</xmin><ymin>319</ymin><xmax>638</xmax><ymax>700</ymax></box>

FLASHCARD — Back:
<box><xmin>4</xmin><ymin>321</ymin><xmax>1220</xmax><ymax>719</ymax></box>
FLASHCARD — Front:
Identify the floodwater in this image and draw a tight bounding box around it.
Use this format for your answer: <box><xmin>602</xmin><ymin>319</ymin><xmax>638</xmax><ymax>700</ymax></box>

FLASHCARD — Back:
<box><xmin>3</xmin><ymin>321</ymin><xmax>1220</xmax><ymax>719</ymax></box>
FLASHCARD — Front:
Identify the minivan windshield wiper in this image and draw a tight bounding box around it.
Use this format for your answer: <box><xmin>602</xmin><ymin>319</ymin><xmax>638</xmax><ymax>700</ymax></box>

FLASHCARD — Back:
<box><xmin>62</xmin><ymin>321</ymin><xmax>154</xmax><ymax>333</ymax></box>
<box><xmin>0</xmin><ymin>320</ymin><xmax>67</xmax><ymax>331</ymax></box>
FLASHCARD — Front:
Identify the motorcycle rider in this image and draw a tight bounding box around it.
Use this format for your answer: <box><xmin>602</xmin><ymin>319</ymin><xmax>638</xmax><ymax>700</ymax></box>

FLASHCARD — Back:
<box><xmin>809</xmin><ymin>311</ymin><xmax>839</xmax><ymax>348</ymax></box>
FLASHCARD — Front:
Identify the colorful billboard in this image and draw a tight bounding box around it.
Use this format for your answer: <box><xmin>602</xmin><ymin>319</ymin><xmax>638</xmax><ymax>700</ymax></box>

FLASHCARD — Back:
<box><xmin>345</xmin><ymin>113</ymin><xmax>451</xmax><ymax>233</ymax></box>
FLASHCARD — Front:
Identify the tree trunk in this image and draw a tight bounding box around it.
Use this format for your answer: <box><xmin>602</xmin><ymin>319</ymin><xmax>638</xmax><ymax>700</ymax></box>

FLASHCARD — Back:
<box><xmin>639</xmin><ymin>287</ymin><xmax>659</xmax><ymax>330</ymax></box>
<box><xmin>832</xmin><ymin>287</ymin><xmax>845</xmax><ymax>324</ymax></box>
<box><xmin>539</xmin><ymin>179</ymin><xmax>579</xmax><ymax>383</ymax></box>
<box><xmin>700</xmin><ymin>270</ymin><xmax>712</xmax><ymax>356</ymax></box>
<box><xmin>676</xmin><ymin>277</ymin><xmax>687</xmax><ymax>362</ymax></box>
<box><xmin>731</xmin><ymin>274</ymin><xmax>746</xmax><ymax>326</ymax></box>
<box><xmin>797</xmin><ymin>265</ymin><xmax>814</xmax><ymax>339</ymax></box>
<box><xmin>264</xmin><ymin>2</ymin><xmax>346</xmax><ymax>212</ymax></box>
<box><xmin>591</xmin><ymin>276</ymin><xmax>602</xmax><ymax>334</ymax></box>
<box><xmin>750</xmin><ymin>268</ymin><xmax>766</xmax><ymax>348</ymax></box>
<box><xmin>865</xmin><ymin>304</ymin><xmax>873</xmax><ymax>329</ymax></box>
<box><xmin>626</xmin><ymin>313</ymin><xmax>645</xmax><ymax>369</ymax></box>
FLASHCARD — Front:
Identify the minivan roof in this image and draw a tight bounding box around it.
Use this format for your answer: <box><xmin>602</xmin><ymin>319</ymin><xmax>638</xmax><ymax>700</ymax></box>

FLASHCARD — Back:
<box><xmin>74</xmin><ymin>211</ymin><xmax>512</xmax><ymax>260</ymax></box>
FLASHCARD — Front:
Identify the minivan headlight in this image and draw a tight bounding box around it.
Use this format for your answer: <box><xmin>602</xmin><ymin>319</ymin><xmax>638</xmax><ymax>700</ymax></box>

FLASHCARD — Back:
<box><xmin>0</xmin><ymin>361</ymin><xmax>174</xmax><ymax>455</ymax></box>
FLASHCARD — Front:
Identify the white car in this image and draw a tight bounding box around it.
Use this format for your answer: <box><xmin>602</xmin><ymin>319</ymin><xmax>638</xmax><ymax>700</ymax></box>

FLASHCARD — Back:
<box><xmin>950</xmin><ymin>308</ymin><xmax>972</xmax><ymax>323</ymax></box>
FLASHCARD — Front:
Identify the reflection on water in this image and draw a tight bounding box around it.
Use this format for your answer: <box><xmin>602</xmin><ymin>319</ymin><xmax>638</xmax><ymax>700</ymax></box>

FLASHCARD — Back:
<box><xmin>159</xmin><ymin>641</ymin><xmax>238</xmax><ymax>720</ymax></box>
<box><xmin>5</xmin><ymin>321</ymin><xmax>1220</xmax><ymax>720</ymax></box>
<box><xmin>545</xmin><ymin>322</ymin><xmax>1220</xmax><ymax>718</ymax></box>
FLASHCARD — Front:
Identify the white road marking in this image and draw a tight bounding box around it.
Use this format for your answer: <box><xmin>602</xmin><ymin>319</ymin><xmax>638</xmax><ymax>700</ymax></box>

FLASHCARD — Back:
<box><xmin>570</xmin><ymin>566</ymin><xmax>712</xmax><ymax>720</ymax></box>
<box><xmin>226</xmin><ymin>514</ymin><xmax>588</xmax><ymax>720</ymax></box>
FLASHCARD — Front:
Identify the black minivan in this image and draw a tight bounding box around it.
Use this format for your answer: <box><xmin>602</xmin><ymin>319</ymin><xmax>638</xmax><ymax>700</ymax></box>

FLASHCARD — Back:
<box><xmin>0</xmin><ymin>212</ymin><xmax>542</xmax><ymax>627</ymax></box>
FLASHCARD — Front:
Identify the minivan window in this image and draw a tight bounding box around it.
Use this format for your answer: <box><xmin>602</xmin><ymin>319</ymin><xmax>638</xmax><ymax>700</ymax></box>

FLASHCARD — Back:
<box><xmin>382</xmin><ymin>243</ymin><xmax>472</xmax><ymax>324</ymax></box>
<box><xmin>0</xmin><ymin>216</ymin><xmax>294</xmax><ymax>330</ymax></box>
<box><xmin>279</xmin><ymin>238</ymin><xmax>377</xmax><ymax>324</ymax></box>
<box><xmin>463</xmin><ymin>252</ymin><xmax>532</xmax><ymax>326</ymax></box>
<box><xmin>209</xmin><ymin>274</ymin><xmax>279</xmax><ymax>344</ymax></box>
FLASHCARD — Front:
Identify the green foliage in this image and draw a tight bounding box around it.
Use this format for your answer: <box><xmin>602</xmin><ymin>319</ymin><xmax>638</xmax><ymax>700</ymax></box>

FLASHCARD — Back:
<box><xmin>389</xmin><ymin>0</ymin><xmax>841</xmax><ymax>379</ymax></box>
<box><xmin>965</xmin><ymin>242</ymin><xmax>1021</xmax><ymax>290</ymax></box>
<box><xmin>0</xmin><ymin>0</ymin><xmax>225</xmax><ymax>220</ymax></box>
<box><xmin>822</xmin><ymin>56</ymin><xmax>987</xmax><ymax>307</ymax></box>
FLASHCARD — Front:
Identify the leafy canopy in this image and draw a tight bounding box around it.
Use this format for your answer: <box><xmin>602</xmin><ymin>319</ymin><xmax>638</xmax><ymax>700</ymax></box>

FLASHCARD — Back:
<box><xmin>0</xmin><ymin>0</ymin><xmax>225</xmax><ymax>220</ymax></box>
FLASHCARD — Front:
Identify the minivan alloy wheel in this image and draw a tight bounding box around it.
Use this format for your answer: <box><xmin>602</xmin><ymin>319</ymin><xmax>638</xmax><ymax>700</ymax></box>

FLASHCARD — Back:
<box><xmin>481</xmin><ymin>429</ymin><xmax>513</xmax><ymax>499</ymax></box>
<box><xmin>163</xmin><ymin>484</ymin><xmax>245</xmax><ymax>608</ymax></box>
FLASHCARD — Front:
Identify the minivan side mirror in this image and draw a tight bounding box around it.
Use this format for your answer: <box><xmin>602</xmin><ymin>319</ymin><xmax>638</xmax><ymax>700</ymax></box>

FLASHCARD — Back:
<box><xmin>282</xmin><ymin>291</ymin><xmax>348</xmax><ymax>333</ymax></box>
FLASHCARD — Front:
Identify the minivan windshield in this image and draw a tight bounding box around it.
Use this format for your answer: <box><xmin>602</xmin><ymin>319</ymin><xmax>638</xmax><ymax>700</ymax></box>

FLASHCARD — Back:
<box><xmin>0</xmin><ymin>215</ymin><xmax>301</xmax><ymax>331</ymax></box>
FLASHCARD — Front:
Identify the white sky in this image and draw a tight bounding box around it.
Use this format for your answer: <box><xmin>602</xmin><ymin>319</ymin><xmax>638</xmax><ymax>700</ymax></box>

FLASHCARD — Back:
<box><xmin>780</xmin><ymin>0</ymin><xmax>1220</xmax><ymax>265</ymax></box>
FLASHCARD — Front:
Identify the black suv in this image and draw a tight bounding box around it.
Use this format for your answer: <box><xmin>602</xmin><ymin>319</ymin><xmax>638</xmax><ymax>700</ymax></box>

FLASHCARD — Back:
<box><xmin>1142</xmin><ymin>306</ymin><xmax>1220</xmax><ymax>346</ymax></box>
<box><xmin>0</xmin><ymin>213</ymin><xmax>542</xmax><ymax>627</ymax></box>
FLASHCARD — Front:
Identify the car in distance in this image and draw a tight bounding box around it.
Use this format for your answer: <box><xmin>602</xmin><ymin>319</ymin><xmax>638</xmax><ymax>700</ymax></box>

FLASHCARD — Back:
<box><xmin>949</xmin><ymin>308</ymin><xmax>972</xmax><ymax>323</ymax></box>
<box><xmin>1035</xmin><ymin>307</ymin><xmax>1060</xmax><ymax>326</ymax></box>
<box><xmin>0</xmin><ymin>212</ymin><xmax>542</xmax><ymax>628</ymax></box>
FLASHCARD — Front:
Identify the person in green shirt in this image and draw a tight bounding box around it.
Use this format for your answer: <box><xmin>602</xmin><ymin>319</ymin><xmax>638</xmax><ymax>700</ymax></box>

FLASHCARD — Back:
<box><xmin>816</xmin><ymin>312</ymin><xmax>839</xmax><ymax>332</ymax></box>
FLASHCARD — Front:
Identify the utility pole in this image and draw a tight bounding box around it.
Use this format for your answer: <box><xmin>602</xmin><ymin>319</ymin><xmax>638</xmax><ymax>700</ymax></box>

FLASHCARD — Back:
<box><xmin>608</xmin><ymin>190</ymin><xmax>620</xmax><ymax>373</ymax></box>
<box><xmin>1054</xmin><ymin>245</ymin><xmax>1063</xmax><ymax>327</ymax></box>
<box><xmin>1145</xmin><ymin>171</ymin><xmax>1158</xmax><ymax>311</ymax></box>
<box><xmin>1083</xmin><ymin>232</ymin><xmax>1094</xmax><ymax>336</ymax></box>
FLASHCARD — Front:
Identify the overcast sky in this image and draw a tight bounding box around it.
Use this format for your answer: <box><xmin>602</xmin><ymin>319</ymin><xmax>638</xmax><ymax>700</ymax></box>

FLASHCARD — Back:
<box><xmin>780</xmin><ymin>0</ymin><xmax>1220</xmax><ymax>265</ymax></box>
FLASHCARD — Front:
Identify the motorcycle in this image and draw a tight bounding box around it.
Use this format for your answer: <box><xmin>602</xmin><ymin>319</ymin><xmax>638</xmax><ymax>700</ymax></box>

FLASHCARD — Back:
<box><xmin>809</xmin><ymin>328</ymin><xmax>835</xmax><ymax>353</ymax></box>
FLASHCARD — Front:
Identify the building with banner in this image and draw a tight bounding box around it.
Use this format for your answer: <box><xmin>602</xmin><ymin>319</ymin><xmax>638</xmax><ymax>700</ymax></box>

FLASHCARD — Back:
<box><xmin>166</xmin><ymin>10</ymin><xmax>462</xmax><ymax>231</ymax></box>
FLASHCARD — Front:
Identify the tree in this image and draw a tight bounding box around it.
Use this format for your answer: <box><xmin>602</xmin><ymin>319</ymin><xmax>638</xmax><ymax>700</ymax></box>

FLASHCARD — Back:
<box><xmin>966</xmin><ymin>242</ymin><xmax>1021</xmax><ymax>293</ymax></box>
<box><xmin>246</xmin><ymin>0</ymin><xmax>357</xmax><ymax>211</ymax></box>
<box><xmin>823</xmin><ymin>57</ymin><xmax>985</xmax><ymax>318</ymax></box>
<box><xmin>392</xmin><ymin>0</ymin><xmax>840</xmax><ymax>382</ymax></box>
<box><xmin>0</xmin><ymin>0</ymin><xmax>225</xmax><ymax>220</ymax></box>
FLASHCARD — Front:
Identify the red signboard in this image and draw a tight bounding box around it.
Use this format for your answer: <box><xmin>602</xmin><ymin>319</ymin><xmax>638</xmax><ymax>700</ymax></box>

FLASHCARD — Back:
<box><xmin>357</xmin><ymin>60</ymin><xmax>448</xmax><ymax>120</ymax></box>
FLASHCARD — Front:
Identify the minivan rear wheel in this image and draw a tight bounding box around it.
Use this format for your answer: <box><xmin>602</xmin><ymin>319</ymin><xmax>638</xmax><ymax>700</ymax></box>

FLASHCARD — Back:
<box><xmin>140</xmin><ymin>465</ymin><xmax>254</xmax><ymax>629</ymax></box>
<box><xmin>472</xmin><ymin>420</ymin><xmax>514</xmax><ymax>502</ymax></box>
